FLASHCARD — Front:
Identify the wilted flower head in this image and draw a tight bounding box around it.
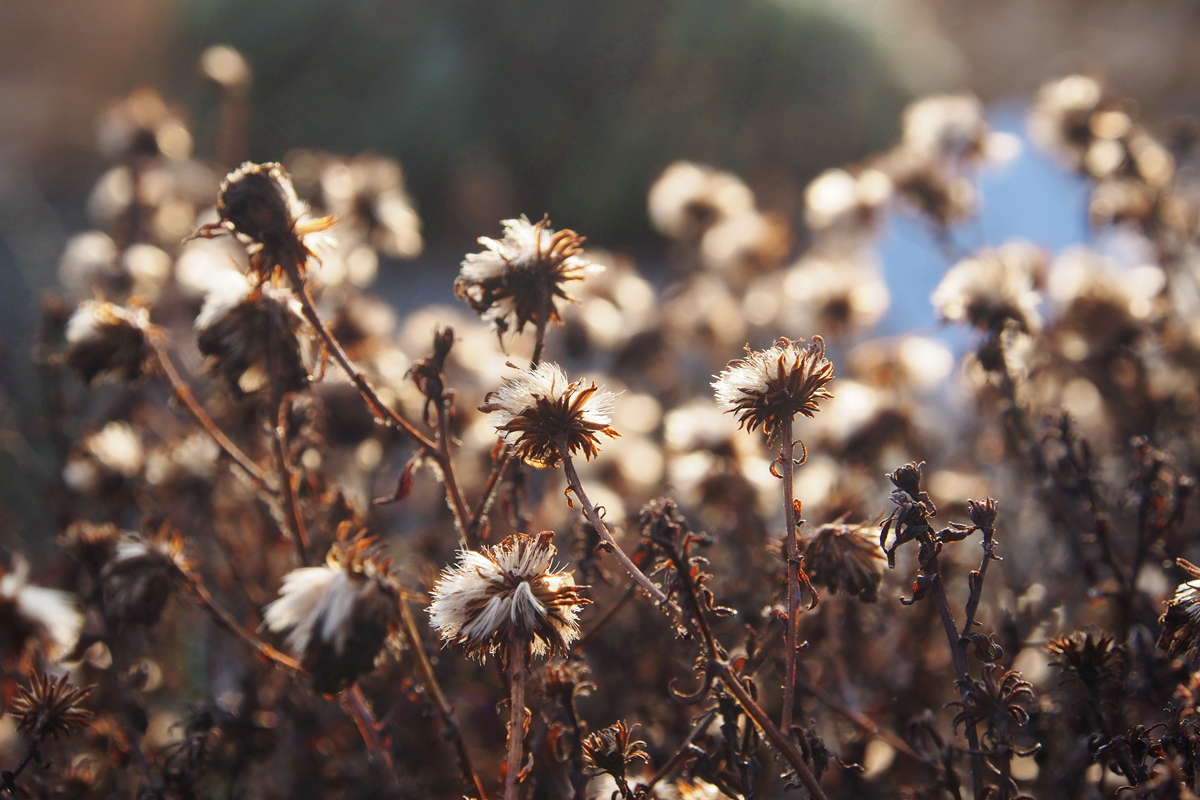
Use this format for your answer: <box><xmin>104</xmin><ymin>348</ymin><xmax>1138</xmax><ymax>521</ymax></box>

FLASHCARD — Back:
<box><xmin>803</xmin><ymin>521</ymin><xmax>886</xmax><ymax>602</ymax></box>
<box><xmin>0</xmin><ymin>555</ymin><xmax>83</xmax><ymax>663</ymax></box>
<box><xmin>1047</xmin><ymin>628</ymin><xmax>1126</xmax><ymax>699</ymax></box>
<box><xmin>194</xmin><ymin>274</ymin><xmax>312</xmax><ymax>396</ymax></box>
<box><xmin>713</xmin><ymin>336</ymin><xmax>835</xmax><ymax>438</ymax></box>
<box><xmin>582</xmin><ymin>720</ymin><xmax>648</xmax><ymax>782</ymax></box>
<box><xmin>65</xmin><ymin>300</ymin><xmax>152</xmax><ymax>384</ymax></box>
<box><xmin>264</xmin><ymin>532</ymin><xmax>401</xmax><ymax>694</ymax></box>
<box><xmin>10</xmin><ymin>673</ymin><xmax>94</xmax><ymax>741</ymax></box>
<box><xmin>455</xmin><ymin>215</ymin><xmax>594</xmax><ymax>339</ymax></box>
<box><xmin>63</xmin><ymin>421</ymin><xmax>145</xmax><ymax>494</ymax></box>
<box><xmin>481</xmin><ymin>362</ymin><xmax>619</xmax><ymax>469</ymax></box>
<box><xmin>950</xmin><ymin>664</ymin><xmax>1034</xmax><ymax>747</ymax></box>
<box><xmin>429</xmin><ymin>532</ymin><xmax>588</xmax><ymax>661</ymax></box>
<box><xmin>649</xmin><ymin>161</ymin><xmax>755</xmax><ymax>240</ymax></box>
<box><xmin>101</xmin><ymin>527</ymin><xmax>190</xmax><ymax>626</ymax></box>
<box><xmin>931</xmin><ymin>242</ymin><xmax>1045</xmax><ymax>333</ymax></box>
<box><xmin>901</xmin><ymin>94</ymin><xmax>993</xmax><ymax>163</ymax></box>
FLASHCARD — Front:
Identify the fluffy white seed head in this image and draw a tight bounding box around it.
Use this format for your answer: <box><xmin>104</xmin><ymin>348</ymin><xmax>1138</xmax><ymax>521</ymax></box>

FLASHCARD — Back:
<box><xmin>1</xmin><ymin>555</ymin><xmax>83</xmax><ymax>662</ymax></box>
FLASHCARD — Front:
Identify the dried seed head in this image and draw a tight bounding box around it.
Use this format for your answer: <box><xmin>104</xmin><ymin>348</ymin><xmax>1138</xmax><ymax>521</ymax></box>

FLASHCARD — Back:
<box><xmin>537</xmin><ymin>659</ymin><xmax>594</xmax><ymax>700</ymax></box>
<box><xmin>264</xmin><ymin>532</ymin><xmax>401</xmax><ymax>694</ymax></box>
<box><xmin>65</xmin><ymin>301</ymin><xmax>152</xmax><ymax>384</ymax></box>
<box><xmin>582</xmin><ymin>720</ymin><xmax>648</xmax><ymax>782</ymax></box>
<box><xmin>0</xmin><ymin>554</ymin><xmax>83</xmax><ymax>663</ymax></box>
<box><xmin>481</xmin><ymin>363</ymin><xmax>619</xmax><ymax>469</ymax></box>
<box><xmin>1047</xmin><ymin>628</ymin><xmax>1126</xmax><ymax>698</ymax></box>
<box><xmin>931</xmin><ymin>243</ymin><xmax>1044</xmax><ymax>334</ymax></box>
<box><xmin>429</xmin><ymin>532</ymin><xmax>589</xmax><ymax>662</ymax></box>
<box><xmin>195</xmin><ymin>275</ymin><xmax>312</xmax><ymax>396</ymax></box>
<box><xmin>712</xmin><ymin>336</ymin><xmax>835</xmax><ymax>438</ymax></box>
<box><xmin>60</xmin><ymin>521</ymin><xmax>122</xmax><ymax>576</ymax></box>
<box><xmin>101</xmin><ymin>528</ymin><xmax>190</xmax><ymax>626</ymax></box>
<box><xmin>803</xmin><ymin>522</ymin><xmax>886</xmax><ymax>602</ymax></box>
<box><xmin>455</xmin><ymin>215</ymin><xmax>595</xmax><ymax>339</ymax></box>
<box><xmin>1159</xmin><ymin>559</ymin><xmax>1200</xmax><ymax>661</ymax></box>
<box><xmin>10</xmin><ymin>673</ymin><xmax>94</xmax><ymax>741</ymax></box>
<box><xmin>950</xmin><ymin>664</ymin><xmax>1033</xmax><ymax>748</ymax></box>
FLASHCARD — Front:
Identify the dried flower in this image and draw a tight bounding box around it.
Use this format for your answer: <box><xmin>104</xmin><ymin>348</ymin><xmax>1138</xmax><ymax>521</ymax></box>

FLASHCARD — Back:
<box><xmin>481</xmin><ymin>362</ymin><xmax>619</xmax><ymax>469</ymax></box>
<box><xmin>65</xmin><ymin>300</ymin><xmax>152</xmax><ymax>384</ymax></box>
<box><xmin>649</xmin><ymin>161</ymin><xmax>755</xmax><ymax>241</ymax></box>
<box><xmin>802</xmin><ymin>521</ymin><xmax>886</xmax><ymax>602</ymax></box>
<box><xmin>194</xmin><ymin>274</ymin><xmax>312</xmax><ymax>396</ymax></box>
<box><xmin>60</xmin><ymin>521</ymin><xmax>121</xmax><ymax>575</ymax></box>
<box><xmin>455</xmin><ymin>215</ymin><xmax>594</xmax><ymax>341</ymax></box>
<box><xmin>712</xmin><ymin>336</ymin><xmax>835</xmax><ymax>438</ymax></box>
<box><xmin>931</xmin><ymin>242</ymin><xmax>1045</xmax><ymax>333</ymax></box>
<box><xmin>317</xmin><ymin>153</ymin><xmax>422</xmax><ymax>259</ymax></box>
<box><xmin>10</xmin><ymin>673</ymin><xmax>94</xmax><ymax>741</ymax></box>
<box><xmin>101</xmin><ymin>528</ymin><xmax>190</xmax><ymax>626</ymax></box>
<box><xmin>264</xmin><ymin>533</ymin><xmax>401</xmax><ymax>694</ymax></box>
<box><xmin>1028</xmin><ymin>75</ymin><xmax>1106</xmax><ymax>170</ymax></box>
<box><xmin>950</xmin><ymin>664</ymin><xmax>1034</xmax><ymax>748</ymax></box>
<box><xmin>1047</xmin><ymin>628</ymin><xmax>1126</xmax><ymax>699</ymax></box>
<box><xmin>582</xmin><ymin>720</ymin><xmax>648</xmax><ymax>782</ymax></box>
<box><xmin>428</xmin><ymin>532</ymin><xmax>588</xmax><ymax>661</ymax></box>
<box><xmin>1159</xmin><ymin>559</ymin><xmax>1200</xmax><ymax>661</ymax></box>
<box><xmin>0</xmin><ymin>555</ymin><xmax>83</xmax><ymax>663</ymax></box>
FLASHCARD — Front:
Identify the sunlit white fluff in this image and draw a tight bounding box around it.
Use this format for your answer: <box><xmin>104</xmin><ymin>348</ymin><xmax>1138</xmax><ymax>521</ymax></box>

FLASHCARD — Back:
<box><xmin>1</xmin><ymin>555</ymin><xmax>83</xmax><ymax>661</ymax></box>
<box><xmin>264</xmin><ymin>565</ymin><xmax>361</xmax><ymax>656</ymax></box>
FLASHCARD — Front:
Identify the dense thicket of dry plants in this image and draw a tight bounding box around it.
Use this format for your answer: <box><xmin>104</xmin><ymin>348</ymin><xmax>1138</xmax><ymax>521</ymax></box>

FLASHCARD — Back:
<box><xmin>5</xmin><ymin>54</ymin><xmax>1200</xmax><ymax>800</ymax></box>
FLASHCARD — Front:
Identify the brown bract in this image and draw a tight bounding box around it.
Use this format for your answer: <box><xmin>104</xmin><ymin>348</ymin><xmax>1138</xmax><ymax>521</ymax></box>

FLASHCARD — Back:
<box><xmin>713</xmin><ymin>336</ymin><xmax>835</xmax><ymax>439</ymax></box>
<box><xmin>11</xmin><ymin>673</ymin><xmax>94</xmax><ymax>741</ymax></box>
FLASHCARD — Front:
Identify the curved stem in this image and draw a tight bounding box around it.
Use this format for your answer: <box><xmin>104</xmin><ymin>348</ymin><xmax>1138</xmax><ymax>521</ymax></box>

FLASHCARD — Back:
<box><xmin>505</xmin><ymin>633</ymin><xmax>530</xmax><ymax>800</ymax></box>
<box><xmin>272</xmin><ymin>394</ymin><xmax>310</xmax><ymax>565</ymax></box>
<box><xmin>180</xmin><ymin>569</ymin><xmax>301</xmax><ymax>672</ymax></box>
<box><xmin>561</xmin><ymin>454</ymin><xmax>669</xmax><ymax>606</ymax></box>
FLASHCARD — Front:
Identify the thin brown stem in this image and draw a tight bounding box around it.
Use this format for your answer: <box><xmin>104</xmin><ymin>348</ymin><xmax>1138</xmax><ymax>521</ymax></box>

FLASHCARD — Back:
<box><xmin>342</xmin><ymin>684</ymin><xmax>399</xmax><ymax>785</ymax></box>
<box><xmin>467</xmin><ymin>447</ymin><xmax>512</xmax><ymax>543</ymax></box>
<box><xmin>780</xmin><ymin>418</ymin><xmax>800</xmax><ymax>734</ymax></box>
<box><xmin>397</xmin><ymin>598</ymin><xmax>489</xmax><ymax>800</ymax></box>
<box><xmin>435</xmin><ymin>394</ymin><xmax>473</xmax><ymax>545</ymax></box>
<box><xmin>794</xmin><ymin>673</ymin><xmax>928</xmax><ymax>765</ymax></box>
<box><xmin>530</xmin><ymin>322</ymin><xmax>547</xmax><ymax>368</ymax></box>
<box><xmin>272</xmin><ymin>396</ymin><xmax>310</xmax><ymax>565</ymax></box>
<box><xmin>0</xmin><ymin>740</ymin><xmax>41</xmax><ymax>795</ymax></box>
<box><xmin>561</xmin><ymin>454</ymin><xmax>669</xmax><ymax>606</ymax></box>
<box><xmin>505</xmin><ymin>633</ymin><xmax>530</xmax><ymax>800</ymax></box>
<box><xmin>642</xmin><ymin>709</ymin><xmax>718</xmax><ymax>794</ymax></box>
<box><xmin>148</xmin><ymin>334</ymin><xmax>275</xmax><ymax>496</ymax></box>
<box><xmin>180</xmin><ymin>570</ymin><xmax>301</xmax><ymax>671</ymax></box>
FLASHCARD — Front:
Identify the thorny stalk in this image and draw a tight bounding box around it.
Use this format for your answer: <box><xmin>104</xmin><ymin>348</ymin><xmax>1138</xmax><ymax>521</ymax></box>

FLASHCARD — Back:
<box><xmin>505</xmin><ymin>632</ymin><xmax>530</xmax><ymax>800</ymax></box>
<box><xmin>560</xmin><ymin>453</ymin><xmax>670</xmax><ymax>606</ymax></box>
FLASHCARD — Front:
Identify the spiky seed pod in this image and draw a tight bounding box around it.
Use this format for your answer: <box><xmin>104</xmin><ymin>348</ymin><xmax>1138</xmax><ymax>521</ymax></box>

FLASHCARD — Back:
<box><xmin>480</xmin><ymin>363</ymin><xmax>619</xmax><ymax>469</ymax></box>
<box><xmin>0</xmin><ymin>555</ymin><xmax>83</xmax><ymax>664</ymax></box>
<box><xmin>1047</xmin><ymin>628</ymin><xmax>1126</xmax><ymax>699</ymax></box>
<box><xmin>1159</xmin><ymin>559</ymin><xmax>1200</xmax><ymax>661</ymax></box>
<box><xmin>429</xmin><ymin>532</ymin><xmax>589</xmax><ymax>662</ymax></box>
<box><xmin>65</xmin><ymin>301</ymin><xmax>152</xmax><ymax>384</ymax></box>
<box><xmin>100</xmin><ymin>529</ymin><xmax>190</xmax><ymax>626</ymax></box>
<box><xmin>802</xmin><ymin>522</ymin><xmax>886</xmax><ymax>602</ymax></box>
<box><xmin>582</xmin><ymin>720</ymin><xmax>648</xmax><ymax>782</ymax></box>
<box><xmin>195</xmin><ymin>277</ymin><xmax>312</xmax><ymax>396</ymax></box>
<box><xmin>950</xmin><ymin>664</ymin><xmax>1034</xmax><ymax>748</ymax></box>
<box><xmin>712</xmin><ymin>336</ymin><xmax>835</xmax><ymax>439</ymax></box>
<box><xmin>10</xmin><ymin>673</ymin><xmax>94</xmax><ymax>740</ymax></box>
<box><xmin>263</xmin><ymin>533</ymin><xmax>401</xmax><ymax>694</ymax></box>
<box><xmin>455</xmin><ymin>215</ymin><xmax>594</xmax><ymax>339</ymax></box>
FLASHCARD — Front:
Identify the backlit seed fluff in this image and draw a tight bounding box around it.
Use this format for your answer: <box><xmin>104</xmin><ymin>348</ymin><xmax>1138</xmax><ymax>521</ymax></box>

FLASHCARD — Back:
<box><xmin>455</xmin><ymin>215</ymin><xmax>596</xmax><ymax>339</ymax></box>
<box><xmin>263</xmin><ymin>535</ymin><xmax>400</xmax><ymax>694</ymax></box>
<box><xmin>0</xmin><ymin>555</ymin><xmax>83</xmax><ymax>663</ymax></box>
<box><xmin>931</xmin><ymin>243</ymin><xmax>1045</xmax><ymax>334</ymax></box>
<box><xmin>713</xmin><ymin>336</ymin><xmax>835</xmax><ymax>438</ymax></box>
<box><xmin>481</xmin><ymin>362</ymin><xmax>619</xmax><ymax>469</ymax></box>
<box><xmin>429</xmin><ymin>532</ymin><xmax>588</xmax><ymax>661</ymax></box>
<box><xmin>1159</xmin><ymin>559</ymin><xmax>1200</xmax><ymax>661</ymax></box>
<box><xmin>65</xmin><ymin>301</ymin><xmax>152</xmax><ymax>384</ymax></box>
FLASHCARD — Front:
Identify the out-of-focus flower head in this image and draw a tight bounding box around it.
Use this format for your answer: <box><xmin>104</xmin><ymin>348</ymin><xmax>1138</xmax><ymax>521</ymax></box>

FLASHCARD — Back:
<box><xmin>456</xmin><ymin>215</ymin><xmax>595</xmax><ymax>342</ymax></box>
<box><xmin>263</xmin><ymin>529</ymin><xmax>401</xmax><ymax>694</ymax></box>
<box><xmin>1029</xmin><ymin>75</ymin><xmax>1108</xmax><ymax>171</ymax></box>
<box><xmin>101</xmin><ymin>527</ymin><xmax>190</xmax><ymax>627</ymax></box>
<box><xmin>65</xmin><ymin>300</ymin><xmax>152</xmax><ymax>385</ymax></box>
<box><xmin>194</xmin><ymin>272</ymin><xmax>313</xmax><ymax>397</ymax></box>
<box><xmin>932</xmin><ymin>242</ymin><xmax>1045</xmax><ymax>333</ymax></box>
<box><xmin>561</xmin><ymin>251</ymin><xmax>658</xmax><ymax>353</ymax></box>
<box><xmin>58</xmin><ymin>232</ymin><xmax>173</xmax><ymax>304</ymax></box>
<box><xmin>429</xmin><ymin>532</ymin><xmax>588</xmax><ymax>661</ymax></box>
<box><xmin>802</xmin><ymin>521</ymin><xmax>886</xmax><ymax>602</ymax></box>
<box><xmin>199</xmin><ymin>45</ymin><xmax>253</xmax><ymax>94</ymax></box>
<box><xmin>713</xmin><ymin>336</ymin><xmax>835</xmax><ymax>439</ymax></box>
<box><xmin>902</xmin><ymin>94</ymin><xmax>1005</xmax><ymax>164</ymax></box>
<box><xmin>63</xmin><ymin>421</ymin><xmax>145</xmax><ymax>494</ymax></box>
<box><xmin>96</xmin><ymin>88</ymin><xmax>192</xmax><ymax>162</ymax></box>
<box><xmin>803</xmin><ymin>167</ymin><xmax>893</xmax><ymax>241</ymax></box>
<box><xmin>10</xmin><ymin>673</ymin><xmax>94</xmax><ymax>741</ymax></box>
<box><xmin>60</xmin><ymin>521</ymin><xmax>122</xmax><ymax>576</ymax></box>
<box><xmin>771</xmin><ymin>250</ymin><xmax>890</xmax><ymax>336</ymax></box>
<box><xmin>481</xmin><ymin>363</ymin><xmax>619</xmax><ymax>469</ymax></box>
<box><xmin>0</xmin><ymin>554</ymin><xmax>83</xmax><ymax>664</ymax></box>
<box><xmin>1046</xmin><ymin>247</ymin><xmax>1163</xmax><ymax>358</ymax></box>
<box><xmin>145</xmin><ymin>432</ymin><xmax>221</xmax><ymax>488</ymax></box>
<box><xmin>317</xmin><ymin>153</ymin><xmax>423</xmax><ymax>259</ymax></box>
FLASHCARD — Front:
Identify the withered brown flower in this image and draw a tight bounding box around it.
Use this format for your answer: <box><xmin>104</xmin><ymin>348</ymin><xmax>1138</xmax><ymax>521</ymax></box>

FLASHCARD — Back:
<box><xmin>10</xmin><ymin>673</ymin><xmax>94</xmax><ymax>741</ymax></box>
<box><xmin>582</xmin><ymin>720</ymin><xmax>649</xmax><ymax>782</ymax></box>
<box><xmin>950</xmin><ymin>664</ymin><xmax>1034</xmax><ymax>748</ymax></box>
<box><xmin>712</xmin><ymin>336</ymin><xmax>835</xmax><ymax>439</ymax></box>
<box><xmin>481</xmin><ymin>363</ymin><xmax>619</xmax><ymax>469</ymax></box>
<box><xmin>65</xmin><ymin>300</ymin><xmax>152</xmax><ymax>385</ymax></box>
<box><xmin>1047</xmin><ymin>627</ymin><xmax>1126</xmax><ymax>699</ymax></box>
<box><xmin>803</xmin><ymin>521</ymin><xmax>886</xmax><ymax>602</ymax></box>
<box><xmin>101</xmin><ymin>527</ymin><xmax>191</xmax><ymax>626</ymax></box>
<box><xmin>1159</xmin><ymin>559</ymin><xmax>1200</xmax><ymax>662</ymax></box>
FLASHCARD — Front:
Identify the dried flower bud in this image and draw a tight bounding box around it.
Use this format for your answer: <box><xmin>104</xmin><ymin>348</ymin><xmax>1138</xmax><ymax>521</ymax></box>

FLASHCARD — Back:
<box><xmin>0</xmin><ymin>554</ymin><xmax>83</xmax><ymax>663</ymax></box>
<box><xmin>429</xmin><ymin>532</ymin><xmax>588</xmax><ymax>662</ymax></box>
<box><xmin>712</xmin><ymin>336</ymin><xmax>834</xmax><ymax>439</ymax></box>
<box><xmin>264</xmin><ymin>534</ymin><xmax>401</xmax><ymax>694</ymax></box>
<box><xmin>887</xmin><ymin>461</ymin><xmax>925</xmax><ymax>498</ymax></box>
<box><xmin>481</xmin><ymin>363</ymin><xmax>619</xmax><ymax>469</ymax></box>
<box><xmin>967</xmin><ymin>497</ymin><xmax>998</xmax><ymax>529</ymax></box>
<box><xmin>101</xmin><ymin>529</ymin><xmax>190</xmax><ymax>626</ymax></box>
<box><xmin>10</xmin><ymin>673</ymin><xmax>94</xmax><ymax>741</ymax></box>
<box><xmin>65</xmin><ymin>301</ymin><xmax>152</xmax><ymax>384</ymax></box>
<box><xmin>455</xmin><ymin>215</ymin><xmax>594</xmax><ymax>339</ymax></box>
<box><xmin>802</xmin><ymin>522</ymin><xmax>886</xmax><ymax>602</ymax></box>
<box><xmin>195</xmin><ymin>275</ymin><xmax>312</xmax><ymax>396</ymax></box>
<box><xmin>582</xmin><ymin>720</ymin><xmax>648</xmax><ymax>782</ymax></box>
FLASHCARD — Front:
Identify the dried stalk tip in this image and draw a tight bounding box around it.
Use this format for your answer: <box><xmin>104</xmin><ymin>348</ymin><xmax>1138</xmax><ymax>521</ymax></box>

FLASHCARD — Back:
<box><xmin>455</xmin><ymin>215</ymin><xmax>595</xmax><ymax>340</ymax></box>
<box><xmin>429</xmin><ymin>532</ymin><xmax>589</xmax><ymax>662</ymax></box>
<box><xmin>10</xmin><ymin>673</ymin><xmax>94</xmax><ymax>741</ymax></box>
<box><xmin>712</xmin><ymin>336</ymin><xmax>835</xmax><ymax>439</ymax></box>
<box><xmin>481</xmin><ymin>362</ymin><xmax>619</xmax><ymax>469</ymax></box>
<box><xmin>263</xmin><ymin>530</ymin><xmax>401</xmax><ymax>694</ymax></box>
<box><xmin>802</xmin><ymin>521</ymin><xmax>886</xmax><ymax>602</ymax></box>
<box><xmin>582</xmin><ymin>720</ymin><xmax>648</xmax><ymax>782</ymax></box>
<box><xmin>65</xmin><ymin>301</ymin><xmax>152</xmax><ymax>384</ymax></box>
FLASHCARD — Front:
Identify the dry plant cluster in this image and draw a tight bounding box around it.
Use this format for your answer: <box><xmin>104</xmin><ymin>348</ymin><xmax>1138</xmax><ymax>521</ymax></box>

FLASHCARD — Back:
<box><xmin>5</xmin><ymin>48</ymin><xmax>1200</xmax><ymax>800</ymax></box>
